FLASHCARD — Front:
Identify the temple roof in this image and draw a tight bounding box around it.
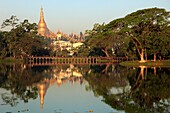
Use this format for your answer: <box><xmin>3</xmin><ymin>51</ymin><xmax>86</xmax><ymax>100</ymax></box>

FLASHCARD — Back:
<box><xmin>57</xmin><ymin>30</ymin><xmax>61</xmax><ymax>34</ymax></box>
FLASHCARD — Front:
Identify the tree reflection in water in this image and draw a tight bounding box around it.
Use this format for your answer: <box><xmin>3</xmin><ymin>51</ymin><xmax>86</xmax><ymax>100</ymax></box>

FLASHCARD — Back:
<box><xmin>0</xmin><ymin>63</ymin><xmax>170</xmax><ymax>113</ymax></box>
<box><xmin>0</xmin><ymin>63</ymin><xmax>47</xmax><ymax>106</ymax></box>
<box><xmin>0</xmin><ymin>64</ymin><xmax>87</xmax><ymax>108</ymax></box>
<box><xmin>85</xmin><ymin>64</ymin><xmax>170</xmax><ymax>113</ymax></box>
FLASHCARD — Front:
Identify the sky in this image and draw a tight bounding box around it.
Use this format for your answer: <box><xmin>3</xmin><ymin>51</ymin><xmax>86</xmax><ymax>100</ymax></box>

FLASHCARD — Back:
<box><xmin>0</xmin><ymin>0</ymin><xmax>170</xmax><ymax>34</ymax></box>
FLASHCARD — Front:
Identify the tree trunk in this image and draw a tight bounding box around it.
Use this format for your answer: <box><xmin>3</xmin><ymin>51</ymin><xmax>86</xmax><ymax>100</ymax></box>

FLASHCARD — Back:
<box><xmin>139</xmin><ymin>49</ymin><xmax>145</xmax><ymax>62</ymax></box>
<box><xmin>102</xmin><ymin>49</ymin><xmax>109</xmax><ymax>57</ymax></box>
<box><xmin>131</xmin><ymin>37</ymin><xmax>146</xmax><ymax>62</ymax></box>
<box><xmin>154</xmin><ymin>53</ymin><xmax>157</xmax><ymax>61</ymax></box>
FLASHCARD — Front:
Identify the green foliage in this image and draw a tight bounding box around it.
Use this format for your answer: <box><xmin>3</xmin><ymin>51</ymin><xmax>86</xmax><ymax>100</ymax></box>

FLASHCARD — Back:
<box><xmin>1</xmin><ymin>15</ymin><xmax>19</xmax><ymax>29</ymax></box>
<box><xmin>0</xmin><ymin>16</ymin><xmax>52</xmax><ymax>59</ymax></box>
<box><xmin>77</xmin><ymin>44</ymin><xmax>90</xmax><ymax>57</ymax></box>
<box><xmin>0</xmin><ymin>31</ymin><xmax>8</xmax><ymax>58</ymax></box>
<box><xmin>120</xmin><ymin>60</ymin><xmax>170</xmax><ymax>67</ymax></box>
<box><xmin>86</xmin><ymin>7</ymin><xmax>170</xmax><ymax>61</ymax></box>
<box><xmin>86</xmin><ymin>24</ymin><xmax>125</xmax><ymax>57</ymax></box>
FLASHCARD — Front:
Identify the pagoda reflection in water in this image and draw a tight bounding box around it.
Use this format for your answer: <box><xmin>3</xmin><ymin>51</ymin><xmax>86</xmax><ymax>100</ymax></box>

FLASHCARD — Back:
<box><xmin>36</xmin><ymin>64</ymin><xmax>85</xmax><ymax>109</ymax></box>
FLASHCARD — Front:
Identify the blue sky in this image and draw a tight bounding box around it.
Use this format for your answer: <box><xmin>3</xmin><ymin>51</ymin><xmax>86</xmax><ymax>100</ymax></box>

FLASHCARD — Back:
<box><xmin>0</xmin><ymin>0</ymin><xmax>170</xmax><ymax>34</ymax></box>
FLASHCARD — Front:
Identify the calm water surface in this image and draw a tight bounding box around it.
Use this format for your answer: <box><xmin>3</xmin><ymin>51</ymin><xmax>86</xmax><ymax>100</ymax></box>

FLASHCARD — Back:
<box><xmin>0</xmin><ymin>64</ymin><xmax>170</xmax><ymax>113</ymax></box>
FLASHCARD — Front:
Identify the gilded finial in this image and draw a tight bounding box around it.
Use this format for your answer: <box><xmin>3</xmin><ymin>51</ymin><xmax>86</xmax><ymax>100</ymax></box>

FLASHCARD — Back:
<box><xmin>40</xmin><ymin>6</ymin><xmax>44</xmax><ymax>19</ymax></box>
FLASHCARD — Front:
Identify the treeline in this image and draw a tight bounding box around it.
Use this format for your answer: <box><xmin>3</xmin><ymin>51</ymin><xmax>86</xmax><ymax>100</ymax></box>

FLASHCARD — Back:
<box><xmin>81</xmin><ymin>8</ymin><xmax>170</xmax><ymax>62</ymax></box>
<box><xmin>0</xmin><ymin>16</ymin><xmax>52</xmax><ymax>59</ymax></box>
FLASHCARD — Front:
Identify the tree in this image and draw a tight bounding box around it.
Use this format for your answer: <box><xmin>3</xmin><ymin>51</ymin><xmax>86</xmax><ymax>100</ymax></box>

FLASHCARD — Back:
<box><xmin>83</xmin><ymin>8</ymin><xmax>170</xmax><ymax>60</ymax></box>
<box><xmin>102</xmin><ymin>8</ymin><xmax>170</xmax><ymax>62</ymax></box>
<box><xmin>85</xmin><ymin>23</ymin><xmax>106</xmax><ymax>37</ymax></box>
<box><xmin>1</xmin><ymin>15</ymin><xmax>19</xmax><ymax>29</ymax></box>
<box><xmin>115</xmin><ymin>8</ymin><xmax>170</xmax><ymax>62</ymax></box>
<box><xmin>88</xmin><ymin>31</ymin><xmax>122</xmax><ymax>57</ymax></box>
<box><xmin>1</xmin><ymin>16</ymin><xmax>48</xmax><ymax>58</ymax></box>
<box><xmin>86</xmin><ymin>22</ymin><xmax>125</xmax><ymax>57</ymax></box>
<box><xmin>0</xmin><ymin>31</ymin><xmax>8</xmax><ymax>58</ymax></box>
<box><xmin>147</xmin><ymin>25</ymin><xmax>170</xmax><ymax>61</ymax></box>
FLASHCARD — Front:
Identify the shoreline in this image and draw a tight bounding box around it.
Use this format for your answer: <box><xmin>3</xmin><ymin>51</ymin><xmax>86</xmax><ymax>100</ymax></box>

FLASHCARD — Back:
<box><xmin>1</xmin><ymin>57</ymin><xmax>170</xmax><ymax>67</ymax></box>
<box><xmin>120</xmin><ymin>60</ymin><xmax>170</xmax><ymax>67</ymax></box>
<box><xmin>0</xmin><ymin>58</ymin><xmax>23</xmax><ymax>63</ymax></box>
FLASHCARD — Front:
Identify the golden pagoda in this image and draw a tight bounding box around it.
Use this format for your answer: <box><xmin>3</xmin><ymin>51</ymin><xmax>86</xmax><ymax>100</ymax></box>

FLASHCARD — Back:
<box><xmin>38</xmin><ymin>7</ymin><xmax>51</xmax><ymax>37</ymax></box>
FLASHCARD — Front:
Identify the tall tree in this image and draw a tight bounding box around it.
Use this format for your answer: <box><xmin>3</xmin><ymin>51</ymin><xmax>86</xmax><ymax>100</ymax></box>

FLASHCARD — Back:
<box><xmin>88</xmin><ymin>31</ymin><xmax>124</xmax><ymax>57</ymax></box>
<box><xmin>127</xmin><ymin>8</ymin><xmax>169</xmax><ymax>62</ymax></box>
<box><xmin>1</xmin><ymin>16</ymin><xmax>47</xmax><ymax>58</ymax></box>
<box><xmin>86</xmin><ymin>22</ymin><xmax>126</xmax><ymax>57</ymax></box>
<box><xmin>108</xmin><ymin>8</ymin><xmax>170</xmax><ymax>62</ymax></box>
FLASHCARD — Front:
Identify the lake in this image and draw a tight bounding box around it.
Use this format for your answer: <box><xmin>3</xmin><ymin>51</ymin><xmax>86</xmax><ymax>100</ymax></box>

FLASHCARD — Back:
<box><xmin>0</xmin><ymin>63</ymin><xmax>170</xmax><ymax>113</ymax></box>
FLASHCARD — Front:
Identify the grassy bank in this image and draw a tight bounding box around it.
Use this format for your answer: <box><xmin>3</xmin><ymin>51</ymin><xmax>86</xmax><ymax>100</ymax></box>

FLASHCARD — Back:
<box><xmin>120</xmin><ymin>60</ymin><xmax>170</xmax><ymax>67</ymax></box>
<box><xmin>0</xmin><ymin>58</ymin><xmax>23</xmax><ymax>63</ymax></box>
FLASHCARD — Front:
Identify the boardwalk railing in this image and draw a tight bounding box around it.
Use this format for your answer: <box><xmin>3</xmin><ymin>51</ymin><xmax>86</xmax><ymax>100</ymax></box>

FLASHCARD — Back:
<box><xmin>25</xmin><ymin>56</ymin><xmax>127</xmax><ymax>65</ymax></box>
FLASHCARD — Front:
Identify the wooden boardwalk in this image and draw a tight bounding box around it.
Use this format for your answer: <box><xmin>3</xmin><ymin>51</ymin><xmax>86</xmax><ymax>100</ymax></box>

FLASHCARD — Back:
<box><xmin>25</xmin><ymin>56</ymin><xmax>127</xmax><ymax>66</ymax></box>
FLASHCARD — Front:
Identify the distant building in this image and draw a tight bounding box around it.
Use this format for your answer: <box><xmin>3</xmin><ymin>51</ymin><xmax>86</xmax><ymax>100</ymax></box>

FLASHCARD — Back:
<box><xmin>73</xmin><ymin>42</ymin><xmax>83</xmax><ymax>48</ymax></box>
<box><xmin>56</xmin><ymin>30</ymin><xmax>62</xmax><ymax>40</ymax></box>
<box><xmin>37</xmin><ymin>6</ymin><xmax>85</xmax><ymax>50</ymax></box>
<box><xmin>53</xmin><ymin>40</ymin><xmax>72</xmax><ymax>51</ymax></box>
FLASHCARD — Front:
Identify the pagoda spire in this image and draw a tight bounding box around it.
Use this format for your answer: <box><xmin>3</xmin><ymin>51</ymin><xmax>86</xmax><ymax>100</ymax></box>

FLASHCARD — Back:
<box><xmin>40</xmin><ymin>6</ymin><xmax>44</xmax><ymax>20</ymax></box>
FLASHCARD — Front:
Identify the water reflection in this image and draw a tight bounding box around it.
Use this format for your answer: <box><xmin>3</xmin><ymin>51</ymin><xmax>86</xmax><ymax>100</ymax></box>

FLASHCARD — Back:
<box><xmin>0</xmin><ymin>63</ymin><xmax>170</xmax><ymax>113</ymax></box>
<box><xmin>85</xmin><ymin>65</ymin><xmax>170</xmax><ymax>113</ymax></box>
<box><xmin>0</xmin><ymin>63</ymin><xmax>44</xmax><ymax>107</ymax></box>
<box><xmin>36</xmin><ymin>64</ymin><xmax>86</xmax><ymax>109</ymax></box>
